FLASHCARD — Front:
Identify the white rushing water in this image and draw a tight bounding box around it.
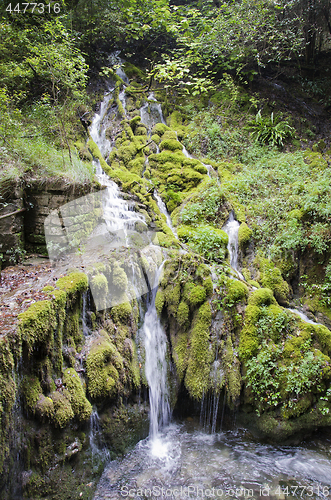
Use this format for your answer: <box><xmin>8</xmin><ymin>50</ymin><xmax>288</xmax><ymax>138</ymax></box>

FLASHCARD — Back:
<box><xmin>140</xmin><ymin>92</ymin><xmax>166</xmax><ymax>133</ymax></box>
<box><xmin>154</xmin><ymin>190</ymin><xmax>178</xmax><ymax>239</ymax></box>
<box><xmin>222</xmin><ymin>212</ymin><xmax>244</xmax><ymax>280</ymax></box>
<box><xmin>94</xmin><ymin>422</ymin><xmax>331</xmax><ymax>500</ymax></box>
<box><xmin>89</xmin><ymin>85</ymin><xmax>146</xmax><ymax>236</ymax></box>
<box><xmin>287</xmin><ymin>308</ymin><xmax>322</xmax><ymax>326</ymax></box>
<box><xmin>140</xmin><ymin>262</ymin><xmax>170</xmax><ymax>449</ymax></box>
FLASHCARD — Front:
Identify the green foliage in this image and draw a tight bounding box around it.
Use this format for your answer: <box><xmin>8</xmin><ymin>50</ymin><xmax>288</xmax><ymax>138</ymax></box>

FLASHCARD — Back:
<box><xmin>178</xmin><ymin>224</ymin><xmax>228</xmax><ymax>261</ymax></box>
<box><xmin>247</xmin><ymin>111</ymin><xmax>295</xmax><ymax>147</ymax></box>
<box><xmin>245</xmin><ymin>342</ymin><xmax>285</xmax><ymax>415</ymax></box>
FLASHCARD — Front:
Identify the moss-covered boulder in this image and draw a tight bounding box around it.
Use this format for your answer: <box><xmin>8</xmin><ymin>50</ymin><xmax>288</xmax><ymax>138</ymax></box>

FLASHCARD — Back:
<box><xmin>86</xmin><ymin>331</ymin><xmax>124</xmax><ymax>399</ymax></box>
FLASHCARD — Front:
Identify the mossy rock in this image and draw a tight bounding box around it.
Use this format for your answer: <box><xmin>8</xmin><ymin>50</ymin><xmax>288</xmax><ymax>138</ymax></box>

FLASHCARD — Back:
<box><xmin>112</xmin><ymin>263</ymin><xmax>128</xmax><ymax>292</ymax></box>
<box><xmin>155</xmin><ymin>289</ymin><xmax>165</xmax><ymax>315</ymax></box>
<box><xmin>63</xmin><ymin>368</ymin><xmax>92</xmax><ymax>422</ymax></box>
<box><xmin>188</xmin><ymin>285</ymin><xmax>206</xmax><ymax>307</ymax></box>
<box><xmin>50</xmin><ymin>391</ymin><xmax>74</xmax><ymax>428</ymax></box>
<box><xmin>203</xmin><ymin>277</ymin><xmax>213</xmax><ymax>296</ymax></box>
<box><xmin>161</xmin><ymin>130</ymin><xmax>177</xmax><ymax>141</ymax></box>
<box><xmin>111</xmin><ymin>298</ymin><xmax>132</xmax><ymax>324</ymax></box>
<box><xmin>159</xmin><ymin>139</ymin><xmax>183</xmax><ymax>152</ymax></box>
<box><xmin>238</xmin><ymin>222</ymin><xmax>252</xmax><ymax>249</ymax></box>
<box><xmin>256</xmin><ymin>257</ymin><xmax>290</xmax><ymax>306</ymax></box>
<box><xmin>86</xmin><ymin>331</ymin><xmax>124</xmax><ymax>399</ymax></box>
<box><xmin>226</xmin><ymin>279</ymin><xmax>249</xmax><ymax>305</ymax></box>
<box><xmin>177</xmin><ymin>301</ymin><xmax>190</xmax><ymax>327</ymax></box>
<box><xmin>248</xmin><ymin>288</ymin><xmax>276</xmax><ymax>307</ymax></box>
<box><xmin>184</xmin><ymin>301</ymin><xmax>213</xmax><ymax>400</ymax></box>
<box><xmin>22</xmin><ymin>376</ymin><xmax>43</xmax><ymax>413</ymax></box>
<box><xmin>152</xmin><ymin>123</ymin><xmax>170</xmax><ymax>136</ymax></box>
<box><xmin>18</xmin><ymin>300</ymin><xmax>56</xmax><ymax>355</ymax></box>
<box><xmin>91</xmin><ymin>273</ymin><xmax>108</xmax><ymax>310</ymax></box>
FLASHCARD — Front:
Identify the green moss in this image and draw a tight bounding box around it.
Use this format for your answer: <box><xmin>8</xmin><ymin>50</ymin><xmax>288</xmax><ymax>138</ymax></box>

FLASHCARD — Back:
<box><xmin>238</xmin><ymin>222</ymin><xmax>252</xmax><ymax>248</ymax></box>
<box><xmin>111</xmin><ymin>294</ymin><xmax>132</xmax><ymax>324</ymax></box>
<box><xmin>183</xmin><ymin>282</ymin><xmax>195</xmax><ymax>302</ymax></box>
<box><xmin>248</xmin><ymin>287</ymin><xmax>276</xmax><ymax>307</ymax></box>
<box><xmin>50</xmin><ymin>391</ymin><xmax>74</xmax><ymax>428</ymax></box>
<box><xmin>86</xmin><ymin>331</ymin><xmax>123</xmax><ymax>399</ymax></box>
<box><xmin>112</xmin><ymin>263</ymin><xmax>128</xmax><ymax>292</ymax></box>
<box><xmin>155</xmin><ymin>289</ymin><xmax>165</xmax><ymax>315</ymax></box>
<box><xmin>153</xmin><ymin>231</ymin><xmax>179</xmax><ymax>248</ymax></box>
<box><xmin>124</xmin><ymin>62</ymin><xmax>145</xmax><ymax>80</ymax></box>
<box><xmin>239</xmin><ymin>304</ymin><xmax>260</xmax><ymax>360</ymax></box>
<box><xmin>304</xmin><ymin>150</ymin><xmax>328</xmax><ymax>170</ymax></box>
<box><xmin>161</xmin><ymin>130</ymin><xmax>177</xmax><ymax>141</ymax></box>
<box><xmin>152</xmin><ymin>123</ymin><xmax>170</xmax><ymax>136</ymax></box>
<box><xmin>188</xmin><ymin>285</ymin><xmax>206</xmax><ymax>307</ymax></box>
<box><xmin>226</xmin><ymin>279</ymin><xmax>249</xmax><ymax>305</ymax></box>
<box><xmin>91</xmin><ymin>274</ymin><xmax>108</xmax><ymax>310</ymax></box>
<box><xmin>203</xmin><ymin>277</ymin><xmax>213</xmax><ymax>296</ymax></box>
<box><xmin>256</xmin><ymin>257</ymin><xmax>290</xmax><ymax>306</ymax></box>
<box><xmin>63</xmin><ymin>368</ymin><xmax>92</xmax><ymax>422</ymax></box>
<box><xmin>177</xmin><ymin>301</ymin><xmax>190</xmax><ymax>327</ymax></box>
<box><xmin>35</xmin><ymin>395</ymin><xmax>54</xmax><ymax>421</ymax></box>
<box><xmin>248</xmin><ymin>280</ymin><xmax>260</xmax><ymax>288</ymax></box>
<box><xmin>18</xmin><ymin>300</ymin><xmax>56</xmax><ymax>355</ymax></box>
<box><xmin>164</xmin><ymin>283</ymin><xmax>181</xmax><ymax>316</ymax></box>
<box><xmin>184</xmin><ymin>301</ymin><xmax>213</xmax><ymax>400</ymax></box>
<box><xmin>22</xmin><ymin>376</ymin><xmax>42</xmax><ymax>413</ymax></box>
<box><xmin>56</xmin><ymin>272</ymin><xmax>88</xmax><ymax>296</ymax></box>
<box><xmin>159</xmin><ymin>139</ymin><xmax>183</xmax><ymax>152</ymax></box>
<box><xmin>151</xmin><ymin>133</ymin><xmax>161</xmax><ymax>145</ymax></box>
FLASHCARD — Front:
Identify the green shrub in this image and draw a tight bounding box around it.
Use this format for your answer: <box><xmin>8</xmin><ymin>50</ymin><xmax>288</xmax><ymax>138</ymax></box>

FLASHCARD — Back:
<box><xmin>178</xmin><ymin>224</ymin><xmax>228</xmax><ymax>261</ymax></box>
<box><xmin>247</xmin><ymin>110</ymin><xmax>295</xmax><ymax>147</ymax></box>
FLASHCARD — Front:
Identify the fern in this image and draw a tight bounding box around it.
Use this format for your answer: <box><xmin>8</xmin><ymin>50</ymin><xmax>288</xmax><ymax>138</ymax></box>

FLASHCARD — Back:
<box><xmin>247</xmin><ymin>110</ymin><xmax>295</xmax><ymax>147</ymax></box>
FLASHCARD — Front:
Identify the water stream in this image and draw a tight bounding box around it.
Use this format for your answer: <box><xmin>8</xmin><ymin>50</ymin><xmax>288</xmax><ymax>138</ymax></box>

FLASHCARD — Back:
<box><xmin>140</xmin><ymin>262</ymin><xmax>170</xmax><ymax>447</ymax></box>
<box><xmin>222</xmin><ymin>212</ymin><xmax>245</xmax><ymax>281</ymax></box>
<box><xmin>94</xmin><ymin>422</ymin><xmax>331</xmax><ymax>500</ymax></box>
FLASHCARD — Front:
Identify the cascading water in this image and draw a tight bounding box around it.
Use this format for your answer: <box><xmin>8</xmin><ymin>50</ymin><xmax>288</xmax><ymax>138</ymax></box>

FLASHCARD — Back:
<box><xmin>288</xmin><ymin>308</ymin><xmax>322</xmax><ymax>326</ymax></box>
<box><xmin>90</xmin><ymin>66</ymin><xmax>171</xmax><ymax>451</ymax></box>
<box><xmin>140</xmin><ymin>92</ymin><xmax>166</xmax><ymax>132</ymax></box>
<box><xmin>154</xmin><ymin>190</ymin><xmax>178</xmax><ymax>239</ymax></box>
<box><xmin>89</xmin><ymin>86</ymin><xmax>146</xmax><ymax>237</ymax></box>
<box><xmin>223</xmin><ymin>211</ymin><xmax>244</xmax><ymax>280</ymax></box>
<box><xmin>140</xmin><ymin>262</ymin><xmax>170</xmax><ymax>448</ymax></box>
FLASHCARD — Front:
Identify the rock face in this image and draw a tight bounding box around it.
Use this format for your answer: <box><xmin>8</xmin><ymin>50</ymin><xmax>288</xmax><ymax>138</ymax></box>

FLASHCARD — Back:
<box><xmin>0</xmin><ymin>269</ymin><xmax>149</xmax><ymax>499</ymax></box>
<box><xmin>0</xmin><ymin>179</ymin><xmax>97</xmax><ymax>266</ymax></box>
<box><xmin>0</xmin><ymin>180</ymin><xmax>25</xmax><ymax>266</ymax></box>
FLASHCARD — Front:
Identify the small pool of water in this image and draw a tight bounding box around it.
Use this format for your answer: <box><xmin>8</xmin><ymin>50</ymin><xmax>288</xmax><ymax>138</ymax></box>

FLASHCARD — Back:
<box><xmin>93</xmin><ymin>421</ymin><xmax>331</xmax><ymax>499</ymax></box>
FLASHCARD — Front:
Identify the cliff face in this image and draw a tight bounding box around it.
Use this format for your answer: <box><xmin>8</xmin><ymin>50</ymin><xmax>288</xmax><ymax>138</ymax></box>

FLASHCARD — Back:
<box><xmin>1</xmin><ymin>58</ymin><xmax>331</xmax><ymax>499</ymax></box>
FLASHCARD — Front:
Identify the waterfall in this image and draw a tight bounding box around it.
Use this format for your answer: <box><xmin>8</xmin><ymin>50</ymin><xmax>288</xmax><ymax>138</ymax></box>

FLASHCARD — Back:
<box><xmin>89</xmin><ymin>408</ymin><xmax>110</xmax><ymax>463</ymax></box>
<box><xmin>154</xmin><ymin>190</ymin><xmax>177</xmax><ymax>239</ymax></box>
<box><xmin>223</xmin><ymin>212</ymin><xmax>244</xmax><ymax>280</ymax></box>
<box><xmin>181</xmin><ymin>142</ymin><xmax>218</xmax><ymax>179</ymax></box>
<box><xmin>140</xmin><ymin>92</ymin><xmax>166</xmax><ymax>133</ymax></box>
<box><xmin>287</xmin><ymin>308</ymin><xmax>322</xmax><ymax>326</ymax></box>
<box><xmin>140</xmin><ymin>262</ymin><xmax>170</xmax><ymax>443</ymax></box>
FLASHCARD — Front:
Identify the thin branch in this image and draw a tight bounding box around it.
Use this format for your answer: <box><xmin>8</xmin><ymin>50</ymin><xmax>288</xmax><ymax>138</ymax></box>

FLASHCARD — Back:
<box><xmin>0</xmin><ymin>208</ymin><xmax>26</xmax><ymax>220</ymax></box>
